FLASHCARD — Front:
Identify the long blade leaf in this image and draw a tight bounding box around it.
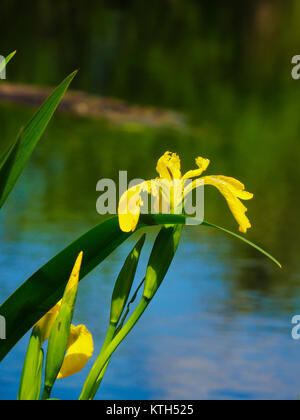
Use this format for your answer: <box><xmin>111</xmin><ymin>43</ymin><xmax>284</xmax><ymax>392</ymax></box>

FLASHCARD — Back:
<box><xmin>0</xmin><ymin>50</ymin><xmax>16</xmax><ymax>75</ymax></box>
<box><xmin>201</xmin><ymin>221</ymin><xmax>282</xmax><ymax>268</ymax></box>
<box><xmin>0</xmin><ymin>135</ymin><xmax>22</xmax><ymax>201</ymax></box>
<box><xmin>0</xmin><ymin>71</ymin><xmax>77</xmax><ymax>208</ymax></box>
<box><xmin>0</xmin><ymin>214</ymin><xmax>280</xmax><ymax>361</ymax></box>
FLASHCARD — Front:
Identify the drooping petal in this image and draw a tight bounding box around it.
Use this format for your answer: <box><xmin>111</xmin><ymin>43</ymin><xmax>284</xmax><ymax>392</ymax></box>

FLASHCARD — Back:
<box><xmin>182</xmin><ymin>157</ymin><xmax>210</xmax><ymax>180</ymax></box>
<box><xmin>156</xmin><ymin>152</ymin><xmax>181</xmax><ymax>180</ymax></box>
<box><xmin>57</xmin><ymin>325</ymin><xmax>94</xmax><ymax>379</ymax></box>
<box><xmin>118</xmin><ymin>182</ymin><xmax>151</xmax><ymax>232</ymax></box>
<box><xmin>35</xmin><ymin>301</ymin><xmax>62</xmax><ymax>344</ymax></box>
<box><xmin>212</xmin><ymin>175</ymin><xmax>253</xmax><ymax>200</ymax></box>
<box><xmin>118</xmin><ymin>188</ymin><xmax>141</xmax><ymax>232</ymax></box>
<box><xmin>202</xmin><ymin>175</ymin><xmax>253</xmax><ymax>233</ymax></box>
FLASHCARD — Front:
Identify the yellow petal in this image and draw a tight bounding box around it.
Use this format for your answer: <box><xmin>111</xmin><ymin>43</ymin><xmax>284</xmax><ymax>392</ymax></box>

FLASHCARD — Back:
<box><xmin>57</xmin><ymin>325</ymin><xmax>94</xmax><ymax>379</ymax></box>
<box><xmin>149</xmin><ymin>179</ymin><xmax>163</xmax><ymax>213</ymax></box>
<box><xmin>203</xmin><ymin>175</ymin><xmax>252</xmax><ymax>233</ymax></box>
<box><xmin>65</xmin><ymin>251</ymin><xmax>83</xmax><ymax>294</ymax></box>
<box><xmin>118</xmin><ymin>185</ymin><xmax>143</xmax><ymax>232</ymax></box>
<box><xmin>182</xmin><ymin>157</ymin><xmax>210</xmax><ymax>180</ymax></box>
<box><xmin>156</xmin><ymin>152</ymin><xmax>181</xmax><ymax>180</ymax></box>
<box><xmin>35</xmin><ymin>301</ymin><xmax>62</xmax><ymax>344</ymax></box>
<box><xmin>35</xmin><ymin>253</ymin><xmax>83</xmax><ymax>344</ymax></box>
<box><xmin>196</xmin><ymin>157</ymin><xmax>210</xmax><ymax>172</ymax></box>
<box><xmin>214</xmin><ymin>176</ymin><xmax>253</xmax><ymax>200</ymax></box>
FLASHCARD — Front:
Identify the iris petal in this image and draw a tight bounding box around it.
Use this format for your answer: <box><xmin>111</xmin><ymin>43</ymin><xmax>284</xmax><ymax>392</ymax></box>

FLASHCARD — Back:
<box><xmin>117</xmin><ymin>152</ymin><xmax>253</xmax><ymax>234</ymax></box>
<box><xmin>35</xmin><ymin>301</ymin><xmax>61</xmax><ymax>343</ymax></box>
<box><xmin>118</xmin><ymin>182</ymin><xmax>150</xmax><ymax>232</ymax></box>
<box><xmin>182</xmin><ymin>157</ymin><xmax>210</xmax><ymax>180</ymax></box>
<box><xmin>202</xmin><ymin>175</ymin><xmax>252</xmax><ymax>233</ymax></box>
<box><xmin>156</xmin><ymin>152</ymin><xmax>181</xmax><ymax>180</ymax></box>
<box><xmin>212</xmin><ymin>175</ymin><xmax>253</xmax><ymax>200</ymax></box>
<box><xmin>57</xmin><ymin>325</ymin><xmax>94</xmax><ymax>379</ymax></box>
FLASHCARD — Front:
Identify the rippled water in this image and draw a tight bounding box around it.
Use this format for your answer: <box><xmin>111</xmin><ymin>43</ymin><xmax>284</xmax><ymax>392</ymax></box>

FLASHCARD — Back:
<box><xmin>0</xmin><ymin>219</ymin><xmax>298</xmax><ymax>400</ymax></box>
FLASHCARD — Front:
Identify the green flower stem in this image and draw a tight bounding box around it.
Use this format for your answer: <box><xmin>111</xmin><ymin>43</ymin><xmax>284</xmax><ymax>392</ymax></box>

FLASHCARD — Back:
<box><xmin>90</xmin><ymin>322</ymin><xmax>117</xmax><ymax>396</ymax></box>
<box><xmin>89</xmin><ymin>277</ymin><xmax>148</xmax><ymax>397</ymax></box>
<box><xmin>102</xmin><ymin>322</ymin><xmax>117</xmax><ymax>351</ymax></box>
<box><xmin>41</xmin><ymin>385</ymin><xmax>52</xmax><ymax>401</ymax></box>
<box><xmin>79</xmin><ymin>296</ymin><xmax>150</xmax><ymax>400</ymax></box>
<box><xmin>18</xmin><ymin>327</ymin><xmax>43</xmax><ymax>400</ymax></box>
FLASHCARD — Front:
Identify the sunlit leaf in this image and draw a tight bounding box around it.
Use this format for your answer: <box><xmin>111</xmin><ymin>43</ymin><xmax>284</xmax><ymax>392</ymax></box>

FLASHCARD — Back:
<box><xmin>110</xmin><ymin>234</ymin><xmax>146</xmax><ymax>324</ymax></box>
<box><xmin>0</xmin><ymin>71</ymin><xmax>77</xmax><ymax>208</ymax></box>
<box><xmin>0</xmin><ymin>50</ymin><xmax>16</xmax><ymax>75</ymax></box>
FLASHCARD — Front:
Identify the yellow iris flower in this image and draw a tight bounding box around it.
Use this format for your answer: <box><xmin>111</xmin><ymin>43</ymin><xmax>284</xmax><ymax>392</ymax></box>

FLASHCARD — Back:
<box><xmin>57</xmin><ymin>324</ymin><xmax>94</xmax><ymax>379</ymax></box>
<box><xmin>35</xmin><ymin>302</ymin><xmax>93</xmax><ymax>379</ymax></box>
<box><xmin>118</xmin><ymin>151</ymin><xmax>253</xmax><ymax>234</ymax></box>
<box><xmin>35</xmin><ymin>253</ymin><xmax>94</xmax><ymax>381</ymax></box>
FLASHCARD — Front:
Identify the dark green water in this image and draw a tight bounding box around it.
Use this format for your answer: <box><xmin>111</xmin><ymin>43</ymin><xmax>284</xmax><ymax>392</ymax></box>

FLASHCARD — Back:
<box><xmin>0</xmin><ymin>1</ymin><xmax>299</xmax><ymax>399</ymax></box>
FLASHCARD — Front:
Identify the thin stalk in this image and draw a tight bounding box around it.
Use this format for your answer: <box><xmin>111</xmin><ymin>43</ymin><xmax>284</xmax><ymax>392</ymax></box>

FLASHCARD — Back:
<box><xmin>89</xmin><ymin>277</ymin><xmax>146</xmax><ymax>396</ymax></box>
<box><xmin>102</xmin><ymin>322</ymin><xmax>117</xmax><ymax>351</ymax></box>
<box><xmin>41</xmin><ymin>385</ymin><xmax>52</xmax><ymax>401</ymax></box>
<box><xmin>116</xmin><ymin>277</ymin><xmax>146</xmax><ymax>334</ymax></box>
<box><xmin>79</xmin><ymin>296</ymin><xmax>150</xmax><ymax>400</ymax></box>
<box><xmin>89</xmin><ymin>322</ymin><xmax>117</xmax><ymax>396</ymax></box>
<box><xmin>17</xmin><ymin>327</ymin><xmax>43</xmax><ymax>401</ymax></box>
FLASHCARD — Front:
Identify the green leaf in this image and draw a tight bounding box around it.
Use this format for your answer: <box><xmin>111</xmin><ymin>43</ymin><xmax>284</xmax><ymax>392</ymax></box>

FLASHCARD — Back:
<box><xmin>0</xmin><ymin>50</ymin><xmax>16</xmax><ymax>75</ymax></box>
<box><xmin>143</xmin><ymin>225</ymin><xmax>183</xmax><ymax>299</ymax></box>
<box><xmin>110</xmin><ymin>234</ymin><xmax>146</xmax><ymax>324</ymax></box>
<box><xmin>0</xmin><ymin>126</ymin><xmax>24</xmax><ymax>172</ymax></box>
<box><xmin>201</xmin><ymin>220</ymin><xmax>282</xmax><ymax>268</ymax></box>
<box><xmin>140</xmin><ymin>214</ymin><xmax>282</xmax><ymax>268</ymax></box>
<box><xmin>0</xmin><ymin>216</ymin><xmax>132</xmax><ymax>362</ymax></box>
<box><xmin>0</xmin><ymin>134</ymin><xmax>22</xmax><ymax>202</ymax></box>
<box><xmin>116</xmin><ymin>277</ymin><xmax>146</xmax><ymax>334</ymax></box>
<box><xmin>0</xmin><ymin>71</ymin><xmax>77</xmax><ymax>208</ymax></box>
<box><xmin>0</xmin><ymin>214</ymin><xmax>280</xmax><ymax>362</ymax></box>
<box><xmin>86</xmin><ymin>234</ymin><xmax>146</xmax><ymax>396</ymax></box>
<box><xmin>17</xmin><ymin>327</ymin><xmax>43</xmax><ymax>401</ymax></box>
<box><xmin>42</xmin><ymin>252</ymin><xmax>83</xmax><ymax>399</ymax></box>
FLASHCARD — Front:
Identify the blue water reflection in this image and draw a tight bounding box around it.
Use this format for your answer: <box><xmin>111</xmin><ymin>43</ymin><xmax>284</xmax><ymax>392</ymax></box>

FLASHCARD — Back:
<box><xmin>0</xmin><ymin>205</ymin><xmax>298</xmax><ymax>399</ymax></box>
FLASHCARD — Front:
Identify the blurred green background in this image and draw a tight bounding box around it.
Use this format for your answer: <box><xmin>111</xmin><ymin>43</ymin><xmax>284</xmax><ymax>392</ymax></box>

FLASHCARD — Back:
<box><xmin>0</xmin><ymin>0</ymin><xmax>299</xmax><ymax>399</ymax></box>
<box><xmin>1</xmin><ymin>0</ymin><xmax>299</xmax><ymax>275</ymax></box>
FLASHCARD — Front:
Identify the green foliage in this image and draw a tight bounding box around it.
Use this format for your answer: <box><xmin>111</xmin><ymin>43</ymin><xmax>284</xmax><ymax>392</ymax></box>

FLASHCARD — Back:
<box><xmin>0</xmin><ymin>135</ymin><xmax>21</xmax><ymax>203</ymax></box>
<box><xmin>0</xmin><ymin>50</ymin><xmax>16</xmax><ymax>75</ymax></box>
<box><xmin>80</xmin><ymin>224</ymin><xmax>182</xmax><ymax>400</ymax></box>
<box><xmin>0</xmin><ymin>214</ymin><xmax>280</xmax><ymax>363</ymax></box>
<box><xmin>17</xmin><ymin>328</ymin><xmax>43</xmax><ymax>401</ymax></box>
<box><xmin>202</xmin><ymin>221</ymin><xmax>282</xmax><ymax>268</ymax></box>
<box><xmin>0</xmin><ymin>46</ymin><xmax>283</xmax><ymax>399</ymax></box>
<box><xmin>143</xmin><ymin>225</ymin><xmax>183</xmax><ymax>299</ymax></box>
<box><xmin>0</xmin><ymin>71</ymin><xmax>77</xmax><ymax>208</ymax></box>
<box><xmin>43</xmin><ymin>305</ymin><xmax>72</xmax><ymax>399</ymax></box>
<box><xmin>110</xmin><ymin>234</ymin><xmax>146</xmax><ymax>324</ymax></box>
<box><xmin>42</xmin><ymin>252</ymin><xmax>81</xmax><ymax>399</ymax></box>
